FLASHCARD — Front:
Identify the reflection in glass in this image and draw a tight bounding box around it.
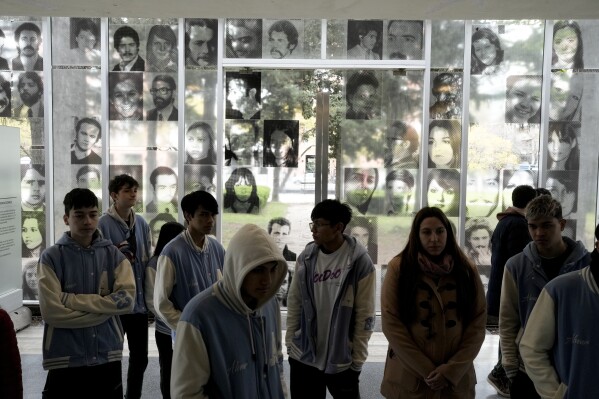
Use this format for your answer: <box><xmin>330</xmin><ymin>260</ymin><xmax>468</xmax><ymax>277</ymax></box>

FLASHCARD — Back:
<box><xmin>547</xmin><ymin>122</ymin><xmax>579</xmax><ymax>170</ymax></box>
<box><xmin>471</xmin><ymin>27</ymin><xmax>504</xmax><ymax>75</ymax></box>
<box><xmin>428</xmin><ymin>120</ymin><xmax>461</xmax><ymax>168</ymax></box>
<box><xmin>385</xmin><ymin>169</ymin><xmax>415</xmax><ymax>216</ymax></box>
<box><xmin>427</xmin><ymin>169</ymin><xmax>459</xmax><ymax>217</ymax></box>
<box><xmin>466</xmin><ymin>169</ymin><xmax>500</xmax><ymax>217</ymax></box>
<box><xmin>225</xmin><ymin>120</ymin><xmax>259</xmax><ymax>166</ymax></box>
<box><xmin>385</xmin><ymin>20</ymin><xmax>423</xmax><ymax>60</ymax></box>
<box><xmin>552</xmin><ymin>20</ymin><xmax>583</xmax><ymax>69</ymax></box>
<box><xmin>344</xmin><ymin>167</ymin><xmax>379</xmax><ymax>215</ymax></box>
<box><xmin>431</xmin><ymin>20</ymin><xmax>465</xmax><ymax>69</ymax></box>
<box><xmin>505</xmin><ymin>75</ymin><xmax>542</xmax><ymax>124</ymax></box>
<box><xmin>224</xmin><ymin>167</ymin><xmax>260</xmax><ymax>214</ymax></box>
<box><xmin>346</xmin><ymin>70</ymin><xmax>380</xmax><ymax>120</ymax></box>
<box><xmin>225</xmin><ymin>71</ymin><xmax>262</xmax><ymax>120</ymax></box>
<box><xmin>430</xmin><ymin>72</ymin><xmax>462</xmax><ymax>119</ymax></box>
<box><xmin>385</xmin><ymin>121</ymin><xmax>419</xmax><ymax>168</ymax></box>
<box><xmin>546</xmin><ymin>171</ymin><xmax>578</xmax><ymax>218</ymax></box>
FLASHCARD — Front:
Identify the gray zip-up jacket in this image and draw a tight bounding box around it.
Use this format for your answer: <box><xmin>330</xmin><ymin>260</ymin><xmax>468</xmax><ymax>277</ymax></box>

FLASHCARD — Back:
<box><xmin>285</xmin><ymin>234</ymin><xmax>376</xmax><ymax>373</ymax></box>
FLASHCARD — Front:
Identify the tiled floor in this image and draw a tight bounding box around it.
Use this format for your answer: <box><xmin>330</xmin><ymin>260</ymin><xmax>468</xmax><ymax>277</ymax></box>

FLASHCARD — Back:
<box><xmin>17</xmin><ymin>323</ymin><xmax>503</xmax><ymax>398</ymax></box>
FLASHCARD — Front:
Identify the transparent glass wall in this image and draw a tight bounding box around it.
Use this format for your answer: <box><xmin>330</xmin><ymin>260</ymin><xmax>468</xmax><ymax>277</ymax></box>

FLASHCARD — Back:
<box><xmin>3</xmin><ymin>15</ymin><xmax>598</xmax><ymax>308</ymax></box>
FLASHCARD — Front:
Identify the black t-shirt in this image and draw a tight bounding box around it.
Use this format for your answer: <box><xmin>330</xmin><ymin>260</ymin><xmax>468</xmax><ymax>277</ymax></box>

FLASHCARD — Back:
<box><xmin>540</xmin><ymin>239</ymin><xmax>574</xmax><ymax>281</ymax></box>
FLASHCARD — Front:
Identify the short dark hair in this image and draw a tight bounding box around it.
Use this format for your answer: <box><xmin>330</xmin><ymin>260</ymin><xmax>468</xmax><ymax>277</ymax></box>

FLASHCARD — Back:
<box><xmin>64</xmin><ymin>188</ymin><xmax>98</xmax><ymax>214</ymax></box>
<box><xmin>535</xmin><ymin>187</ymin><xmax>551</xmax><ymax>197</ymax></box>
<box><xmin>150</xmin><ymin>166</ymin><xmax>177</xmax><ymax>189</ymax></box>
<box><xmin>75</xmin><ymin>117</ymin><xmax>101</xmax><ymax>139</ymax></box>
<box><xmin>512</xmin><ymin>185</ymin><xmax>536</xmax><ymax>209</ymax></box>
<box><xmin>595</xmin><ymin>223</ymin><xmax>599</xmax><ymax>241</ymax></box>
<box><xmin>74</xmin><ymin>18</ymin><xmax>99</xmax><ymax>39</ymax></box>
<box><xmin>15</xmin><ymin>22</ymin><xmax>41</xmax><ymax>41</ymax></box>
<box><xmin>267</xmin><ymin>217</ymin><xmax>291</xmax><ymax>234</ymax></box>
<box><xmin>114</xmin><ymin>26</ymin><xmax>140</xmax><ymax>48</ymax></box>
<box><xmin>181</xmin><ymin>190</ymin><xmax>218</xmax><ymax>218</ymax></box>
<box><xmin>153</xmin><ymin>221</ymin><xmax>185</xmax><ymax>257</ymax></box>
<box><xmin>109</xmin><ymin>174</ymin><xmax>139</xmax><ymax>195</ymax></box>
<box><xmin>268</xmin><ymin>20</ymin><xmax>299</xmax><ymax>49</ymax></box>
<box><xmin>311</xmin><ymin>199</ymin><xmax>352</xmax><ymax>232</ymax></box>
<box><xmin>152</xmin><ymin>74</ymin><xmax>176</xmax><ymax>91</ymax></box>
<box><xmin>76</xmin><ymin>165</ymin><xmax>101</xmax><ymax>181</ymax></box>
<box><xmin>18</xmin><ymin>72</ymin><xmax>43</xmax><ymax>93</ymax></box>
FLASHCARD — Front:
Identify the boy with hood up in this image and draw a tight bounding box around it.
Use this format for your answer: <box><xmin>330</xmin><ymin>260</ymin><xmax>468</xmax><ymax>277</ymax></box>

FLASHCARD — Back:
<box><xmin>171</xmin><ymin>223</ymin><xmax>289</xmax><ymax>398</ymax></box>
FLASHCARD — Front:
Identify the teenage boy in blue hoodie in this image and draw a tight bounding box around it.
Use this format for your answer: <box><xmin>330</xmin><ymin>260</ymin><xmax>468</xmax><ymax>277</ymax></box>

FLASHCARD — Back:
<box><xmin>499</xmin><ymin>195</ymin><xmax>590</xmax><ymax>399</ymax></box>
<box><xmin>98</xmin><ymin>174</ymin><xmax>152</xmax><ymax>399</ymax></box>
<box><xmin>171</xmin><ymin>223</ymin><xmax>288</xmax><ymax>398</ymax></box>
<box><xmin>38</xmin><ymin>188</ymin><xmax>135</xmax><ymax>398</ymax></box>
<box><xmin>520</xmin><ymin>223</ymin><xmax>599</xmax><ymax>399</ymax></box>
<box><xmin>286</xmin><ymin>199</ymin><xmax>376</xmax><ymax>398</ymax></box>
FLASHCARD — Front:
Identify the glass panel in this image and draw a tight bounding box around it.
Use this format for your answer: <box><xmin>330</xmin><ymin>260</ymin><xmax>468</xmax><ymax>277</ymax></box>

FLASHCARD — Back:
<box><xmin>326</xmin><ymin>20</ymin><xmax>347</xmax><ymax>59</ymax></box>
<box><xmin>431</xmin><ymin>20</ymin><xmax>464</xmax><ymax>68</ymax></box>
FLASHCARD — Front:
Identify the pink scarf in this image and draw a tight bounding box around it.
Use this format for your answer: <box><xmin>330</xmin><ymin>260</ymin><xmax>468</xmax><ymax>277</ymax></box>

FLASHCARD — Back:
<box><xmin>418</xmin><ymin>253</ymin><xmax>454</xmax><ymax>276</ymax></box>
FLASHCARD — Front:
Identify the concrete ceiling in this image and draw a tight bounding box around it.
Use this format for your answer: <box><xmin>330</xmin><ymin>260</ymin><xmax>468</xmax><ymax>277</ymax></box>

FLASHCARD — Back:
<box><xmin>2</xmin><ymin>0</ymin><xmax>599</xmax><ymax>20</ymax></box>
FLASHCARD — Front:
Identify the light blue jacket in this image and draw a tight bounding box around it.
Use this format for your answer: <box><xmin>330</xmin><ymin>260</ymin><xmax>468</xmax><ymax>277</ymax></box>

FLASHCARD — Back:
<box><xmin>98</xmin><ymin>205</ymin><xmax>152</xmax><ymax>314</ymax></box>
<box><xmin>38</xmin><ymin>231</ymin><xmax>135</xmax><ymax>370</ymax></box>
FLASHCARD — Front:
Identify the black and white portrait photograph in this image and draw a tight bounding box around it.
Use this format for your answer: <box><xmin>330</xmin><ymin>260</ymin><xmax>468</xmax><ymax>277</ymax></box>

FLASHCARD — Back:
<box><xmin>145</xmin><ymin>73</ymin><xmax>178</xmax><ymax>121</ymax></box>
<box><xmin>73</xmin><ymin>164</ymin><xmax>102</xmax><ymax>209</ymax></box>
<box><xmin>501</xmin><ymin>169</ymin><xmax>537</xmax><ymax>209</ymax></box>
<box><xmin>70</xmin><ymin>117</ymin><xmax>102</xmax><ymax>164</ymax></box>
<box><xmin>384</xmin><ymin>169</ymin><xmax>416</xmax><ymax>216</ymax></box>
<box><xmin>185</xmin><ymin>121</ymin><xmax>217</xmax><ymax>165</ymax></box>
<box><xmin>109</xmin><ymin>72</ymin><xmax>143</xmax><ymax>120</ymax></box>
<box><xmin>347</xmin><ymin>20</ymin><xmax>382</xmax><ymax>60</ymax></box>
<box><xmin>21</xmin><ymin>211</ymin><xmax>46</xmax><ymax>259</ymax></box>
<box><xmin>22</xmin><ymin>258</ymin><xmax>40</xmax><ymax>301</ymax></box>
<box><xmin>223</xmin><ymin>167</ymin><xmax>261</xmax><ymax>214</ymax></box>
<box><xmin>346</xmin><ymin>70</ymin><xmax>381</xmax><ymax>120</ymax></box>
<box><xmin>184</xmin><ymin>164</ymin><xmax>216</xmax><ymax>195</ymax></box>
<box><xmin>505</xmin><ymin>75</ymin><xmax>542</xmax><ymax>124</ymax></box>
<box><xmin>550</xmin><ymin>71</ymin><xmax>583</xmax><ymax>122</ymax></box>
<box><xmin>111</xmin><ymin>24</ymin><xmax>145</xmax><ymax>71</ymax></box>
<box><xmin>13</xmin><ymin>71</ymin><xmax>44</xmax><ymax>118</ymax></box>
<box><xmin>51</xmin><ymin>17</ymin><xmax>100</xmax><ymax>65</ymax></box>
<box><xmin>430</xmin><ymin>72</ymin><xmax>462</xmax><ymax>120</ymax></box>
<box><xmin>427</xmin><ymin>168</ymin><xmax>460</xmax><ymax>217</ymax></box>
<box><xmin>547</xmin><ymin>122</ymin><xmax>579</xmax><ymax>170</ymax></box>
<box><xmin>384</xmin><ymin>121</ymin><xmax>419</xmax><ymax>169</ymax></box>
<box><xmin>146</xmin><ymin>24</ymin><xmax>177</xmax><ymax>72</ymax></box>
<box><xmin>428</xmin><ymin>119</ymin><xmax>461</xmax><ymax>169</ymax></box>
<box><xmin>225</xmin><ymin>71</ymin><xmax>262</xmax><ymax>120</ymax></box>
<box><xmin>347</xmin><ymin>216</ymin><xmax>379</xmax><ymax>264</ymax></box>
<box><xmin>384</xmin><ymin>20</ymin><xmax>423</xmax><ymax>60</ymax></box>
<box><xmin>185</xmin><ymin>19</ymin><xmax>218</xmax><ymax>68</ymax></box>
<box><xmin>344</xmin><ymin>167</ymin><xmax>380</xmax><ymax>215</ymax></box>
<box><xmin>0</xmin><ymin>25</ymin><xmax>10</xmax><ymax>70</ymax></box>
<box><xmin>0</xmin><ymin>72</ymin><xmax>11</xmax><ymax>116</ymax></box>
<box><xmin>552</xmin><ymin>20</ymin><xmax>583</xmax><ymax>69</ymax></box>
<box><xmin>225</xmin><ymin>119</ymin><xmax>260</xmax><ymax>167</ymax></box>
<box><xmin>466</xmin><ymin>169</ymin><xmax>500</xmax><ymax>218</ymax></box>
<box><xmin>263</xmin><ymin>120</ymin><xmax>299</xmax><ymax>168</ymax></box>
<box><xmin>263</xmin><ymin>19</ymin><xmax>303</xmax><ymax>59</ymax></box>
<box><xmin>146</xmin><ymin>166</ymin><xmax>178</xmax><ymax>214</ymax></box>
<box><xmin>226</xmin><ymin>19</ymin><xmax>262</xmax><ymax>59</ymax></box>
<box><xmin>21</xmin><ymin>164</ymin><xmax>46</xmax><ymax>212</ymax></box>
<box><xmin>471</xmin><ymin>26</ymin><xmax>505</xmax><ymax>75</ymax></box>
<box><xmin>12</xmin><ymin>21</ymin><xmax>43</xmax><ymax>71</ymax></box>
<box><xmin>546</xmin><ymin>170</ymin><xmax>579</xmax><ymax>219</ymax></box>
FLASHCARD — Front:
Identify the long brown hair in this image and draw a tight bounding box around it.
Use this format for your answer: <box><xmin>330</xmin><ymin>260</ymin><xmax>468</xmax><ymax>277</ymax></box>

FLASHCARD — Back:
<box><xmin>395</xmin><ymin>207</ymin><xmax>478</xmax><ymax>326</ymax></box>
